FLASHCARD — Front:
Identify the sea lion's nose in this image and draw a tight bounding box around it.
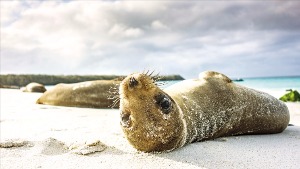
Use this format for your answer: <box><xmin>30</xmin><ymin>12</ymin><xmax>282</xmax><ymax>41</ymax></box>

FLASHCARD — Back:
<box><xmin>120</xmin><ymin>111</ymin><xmax>131</xmax><ymax>128</ymax></box>
<box><xmin>129</xmin><ymin>77</ymin><xmax>138</xmax><ymax>88</ymax></box>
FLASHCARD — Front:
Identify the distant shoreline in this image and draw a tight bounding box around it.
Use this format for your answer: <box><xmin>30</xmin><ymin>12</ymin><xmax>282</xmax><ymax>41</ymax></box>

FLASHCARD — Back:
<box><xmin>0</xmin><ymin>74</ymin><xmax>185</xmax><ymax>87</ymax></box>
<box><xmin>238</xmin><ymin>75</ymin><xmax>300</xmax><ymax>79</ymax></box>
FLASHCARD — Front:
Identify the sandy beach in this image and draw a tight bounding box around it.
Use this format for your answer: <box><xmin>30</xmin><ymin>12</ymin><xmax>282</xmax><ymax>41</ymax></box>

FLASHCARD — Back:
<box><xmin>1</xmin><ymin>88</ymin><xmax>299</xmax><ymax>169</ymax></box>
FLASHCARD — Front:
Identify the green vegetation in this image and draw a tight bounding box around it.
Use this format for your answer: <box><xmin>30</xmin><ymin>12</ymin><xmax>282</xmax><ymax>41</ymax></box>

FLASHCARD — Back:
<box><xmin>0</xmin><ymin>74</ymin><xmax>184</xmax><ymax>87</ymax></box>
<box><xmin>279</xmin><ymin>90</ymin><xmax>300</xmax><ymax>102</ymax></box>
<box><xmin>159</xmin><ymin>75</ymin><xmax>185</xmax><ymax>81</ymax></box>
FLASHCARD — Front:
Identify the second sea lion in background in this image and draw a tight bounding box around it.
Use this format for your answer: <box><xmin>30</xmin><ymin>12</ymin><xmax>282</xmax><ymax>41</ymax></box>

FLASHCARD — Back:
<box><xmin>37</xmin><ymin>80</ymin><xmax>120</xmax><ymax>108</ymax></box>
<box><xmin>21</xmin><ymin>82</ymin><xmax>47</xmax><ymax>93</ymax></box>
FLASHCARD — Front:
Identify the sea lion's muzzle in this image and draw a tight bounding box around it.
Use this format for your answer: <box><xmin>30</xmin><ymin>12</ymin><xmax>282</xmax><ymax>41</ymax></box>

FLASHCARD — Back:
<box><xmin>120</xmin><ymin>111</ymin><xmax>132</xmax><ymax>128</ymax></box>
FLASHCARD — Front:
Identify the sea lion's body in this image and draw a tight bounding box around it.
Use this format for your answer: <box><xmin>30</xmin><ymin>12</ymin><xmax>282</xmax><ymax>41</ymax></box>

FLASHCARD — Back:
<box><xmin>21</xmin><ymin>82</ymin><xmax>47</xmax><ymax>93</ymax></box>
<box><xmin>37</xmin><ymin>80</ymin><xmax>120</xmax><ymax>108</ymax></box>
<box><xmin>119</xmin><ymin>71</ymin><xmax>289</xmax><ymax>152</ymax></box>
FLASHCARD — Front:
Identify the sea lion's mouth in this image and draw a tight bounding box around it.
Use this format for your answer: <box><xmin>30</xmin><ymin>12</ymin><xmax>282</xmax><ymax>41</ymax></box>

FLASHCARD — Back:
<box><xmin>120</xmin><ymin>111</ymin><xmax>132</xmax><ymax>128</ymax></box>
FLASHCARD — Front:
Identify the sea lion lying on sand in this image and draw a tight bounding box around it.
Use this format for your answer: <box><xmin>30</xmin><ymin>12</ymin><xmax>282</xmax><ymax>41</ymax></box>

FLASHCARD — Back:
<box><xmin>37</xmin><ymin>80</ymin><xmax>120</xmax><ymax>108</ymax></box>
<box><xmin>119</xmin><ymin>71</ymin><xmax>290</xmax><ymax>152</ymax></box>
<box><xmin>21</xmin><ymin>82</ymin><xmax>47</xmax><ymax>93</ymax></box>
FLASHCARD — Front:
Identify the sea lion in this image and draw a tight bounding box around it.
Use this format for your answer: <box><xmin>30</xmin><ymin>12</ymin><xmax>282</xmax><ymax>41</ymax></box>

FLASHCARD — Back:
<box><xmin>37</xmin><ymin>80</ymin><xmax>120</xmax><ymax>108</ymax></box>
<box><xmin>21</xmin><ymin>82</ymin><xmax>47</xmax><ymax>93</ymax></box>
<box><xmin>119</xmin><ymin>71</ymin><xmax>290</xmax><ymax>152</ymax></box>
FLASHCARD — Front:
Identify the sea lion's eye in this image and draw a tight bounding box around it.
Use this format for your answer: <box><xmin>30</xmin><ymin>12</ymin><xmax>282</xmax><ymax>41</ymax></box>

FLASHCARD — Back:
<box><xmin>155</xmin><ymin>94</ymin><xmax>172</xmax><ymax>114</ymax></box>
<box><xmin>160</xmin><ymin>98</ymin><xmax>170</xmax><ymax>110</ymax></box>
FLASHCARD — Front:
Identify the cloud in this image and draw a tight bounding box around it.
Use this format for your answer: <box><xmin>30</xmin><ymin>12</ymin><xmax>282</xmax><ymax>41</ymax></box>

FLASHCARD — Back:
<box><xmin>108</xmin><ymin>24</ymin><xmax>144</xmax><ymax>38</ymax></box>
<box><xmin>1</xmin><ymin>1</ymin><xmax>300</xmax><ymax>78</ymax></box>
<box><xmin>151</xmin><ymin>20</ymin><xmax>169</xmax><ymax>30</ymax></box>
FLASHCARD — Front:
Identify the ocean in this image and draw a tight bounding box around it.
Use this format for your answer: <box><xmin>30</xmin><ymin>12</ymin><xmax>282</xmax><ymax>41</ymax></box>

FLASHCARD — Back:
<box><xmin>161</xmin><ymin>76</ymin><xmax>300</xmax><ymax>99</ymax></box>
<box><xmin>235</xmin><ymin>76</ymin><xmax>300</xmax><ymax>91</ymax></box>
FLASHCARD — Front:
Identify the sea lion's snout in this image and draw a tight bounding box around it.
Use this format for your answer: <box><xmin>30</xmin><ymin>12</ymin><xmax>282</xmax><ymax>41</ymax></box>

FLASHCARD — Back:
<box><xmin>120</xmin><ymin>111</ymin><xmax>132</xmax><ymax>128</ymax></box>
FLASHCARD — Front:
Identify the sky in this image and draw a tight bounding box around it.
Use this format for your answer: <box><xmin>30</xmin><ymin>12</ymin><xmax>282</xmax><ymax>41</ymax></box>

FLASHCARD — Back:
<box><xmin>1</xmin><ymin>0</ymin><xmax>300</xmax><ymax>79</ymax></box>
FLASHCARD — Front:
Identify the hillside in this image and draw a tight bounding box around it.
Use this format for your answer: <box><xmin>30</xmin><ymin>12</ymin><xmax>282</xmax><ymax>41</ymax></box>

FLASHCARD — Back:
<box><xmin>0</xmin><ymin>74</ymin><xmax>185</xmax><ymax>87</ymax></box>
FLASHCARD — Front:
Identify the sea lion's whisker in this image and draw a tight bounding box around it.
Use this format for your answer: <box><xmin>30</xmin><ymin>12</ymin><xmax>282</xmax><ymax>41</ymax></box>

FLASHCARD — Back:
<box><xmin>109</xmin><ymin>95</ymin><xmax>120</xmax><ymax>108</ymax></box>
<box><xmin>108</xmin><ymin>91</ymin><xmax>118</xmax><ymax>94</ymax></box>
<box><xmin>144</xmin><ymin>70</ymin><xmax>150</xmax><ymax>76</ymax></box>
<box><xmin>108</xmin><ymin>83</ymin><xmax>120</xmax><ymax>108</ymax></box>
<box><xmin>151</xmin><ymin>74</ymin><xmax>161</xmax><ymax>82</ymax></box>
<box><xmin>109</xmin><ymin>100</ymin><xmax>120</xmax><ymax>108</ymax></box>
<box><xmin>155</xmin><ymin>81</ymin><xmax>166</xmax><ymax>87</ymax></box>
<box><xmin>109</xmin><ymin>91</ymin><xmax>119</xmax><ymax>94</ymax></box>
<box><xmin>149</xmin><ymin>70</ymin><xmax>155</xmax><ymax>77</ymax></box>
<box><xmin>112</xmin><ymin>98</ymin><xmax>120</xmax><ymax>103</ymax></box>
<box><xmin>107</xmin><ymin>95</ymin><xmax>119</xmax><ymax>100</ymax></box>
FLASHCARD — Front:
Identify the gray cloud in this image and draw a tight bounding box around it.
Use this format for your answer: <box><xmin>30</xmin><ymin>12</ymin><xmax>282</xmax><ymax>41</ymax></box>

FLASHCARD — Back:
<box><xmin>1</xmin><ymin>1</ymin><xmax>300</xmax><ymax>78</ymax></box>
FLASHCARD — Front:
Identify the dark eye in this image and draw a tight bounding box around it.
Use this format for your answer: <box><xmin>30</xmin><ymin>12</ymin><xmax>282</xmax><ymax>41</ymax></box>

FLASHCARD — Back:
<box><xmin>155</xmin><ymin>93</ymin><xmax>172</xmax><ymax>114</ymax></box>
<box><xmin>160</xmin><ymin>98</ymin><xmax>170</xmax><ymax>110</ymax></box>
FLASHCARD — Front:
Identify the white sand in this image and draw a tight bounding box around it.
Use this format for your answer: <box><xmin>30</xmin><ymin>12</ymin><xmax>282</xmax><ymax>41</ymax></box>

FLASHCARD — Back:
<box><xmin>1</xmin><ymin>88</ymin><xmax>299</xmax><ymax>169</ymax></box>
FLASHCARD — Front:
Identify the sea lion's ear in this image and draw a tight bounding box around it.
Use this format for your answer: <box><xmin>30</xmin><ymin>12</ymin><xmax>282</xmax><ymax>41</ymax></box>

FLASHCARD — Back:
<box><xmin>155</xmin><ymin>93</ymin><xmax>172</xmax><ymax>114</ymax></box>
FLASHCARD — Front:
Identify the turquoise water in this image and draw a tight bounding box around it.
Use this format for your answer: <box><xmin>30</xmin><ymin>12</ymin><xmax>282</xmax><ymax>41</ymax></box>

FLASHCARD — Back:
<box><xmin>160</xmin><ymin>76</ymin><xmax>300</xmax><ymax>99</ymax></box>
<box><xmin>233</xmin><ymin>76</ymin><xmax>300</xmax><ymax>91</ymax></box>
<box><xmin>162</xmin><ymin>76</ymin><xmax>300</xmax><ymax>91</ymax></box>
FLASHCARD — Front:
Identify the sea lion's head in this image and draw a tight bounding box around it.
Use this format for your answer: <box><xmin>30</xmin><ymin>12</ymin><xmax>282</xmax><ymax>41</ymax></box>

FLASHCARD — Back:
<box><xmin>119</xmin><ymin>72</ymin><xmax>185</xmax><ymax>152</ymax></box>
